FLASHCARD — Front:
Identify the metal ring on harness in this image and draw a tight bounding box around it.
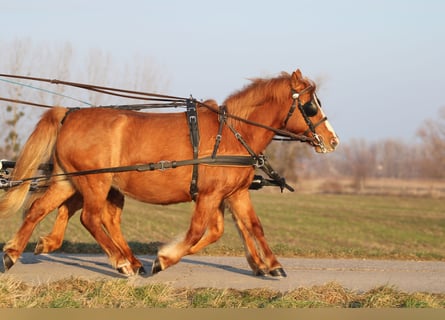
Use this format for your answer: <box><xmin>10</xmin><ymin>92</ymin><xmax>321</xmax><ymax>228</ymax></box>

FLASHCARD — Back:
<box><xmin>254</xmin><ymin>156</ymin><xmax>265</xmax><ymax>169</ymax></box>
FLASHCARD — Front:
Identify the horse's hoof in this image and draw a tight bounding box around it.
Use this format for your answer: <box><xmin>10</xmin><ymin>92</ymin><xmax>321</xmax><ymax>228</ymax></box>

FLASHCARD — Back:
<box><xmin>117</xmin><ymin>267</ymin><xmax>135</xmax><ymax>276</ymax></box>
<box><xmin>117</xmin><ymin>262</ymin><xmax>135</xmax><ymax>276</ymax></box>
<box><xmin>269</xmin><ymin>267</ymin><xmax>287</xmax><ymax>278</ymax></box>
<box><xmin>254</xmin><ymin>269</ymin><xmax>267</xmax><ymax>277</ymax></box>
<box><xmin>137</xmin><ymin>266</ymin><xmax>147</xmax><ymax>276</ymax></box>
<box><xmin>3</xmin><ymin>253</ymin><xmax>15</xmax><ymax>271</ymax></box>
<box><xmin>151</xmin><ymin>257</ymin><xmax>163</xmax><ymax>274</ymax></box>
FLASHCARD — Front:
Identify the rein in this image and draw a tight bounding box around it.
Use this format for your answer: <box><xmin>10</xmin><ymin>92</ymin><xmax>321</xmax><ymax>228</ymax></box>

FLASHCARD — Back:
<box><xmin>0</xmin><ymin>73</ymin><xmax>187</xmax><ymax>103</ymax></box>
<box><xmin>0</xmin><ymin>73</ymin><xmax>315</xmax><ymax>144</ymax></box>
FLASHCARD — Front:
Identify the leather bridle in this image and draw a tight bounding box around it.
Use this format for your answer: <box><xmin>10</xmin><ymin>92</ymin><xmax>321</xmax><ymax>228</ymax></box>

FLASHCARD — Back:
<box><xmin>283</xmin><ymin>86</ymin><xmax>329</xmax><ymax>153</ymax></box>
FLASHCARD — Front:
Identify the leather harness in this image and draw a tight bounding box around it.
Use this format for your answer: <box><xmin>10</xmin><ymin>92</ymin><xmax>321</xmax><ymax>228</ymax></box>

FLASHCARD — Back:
<box><xmin>1</xmin><ymin>100</ymin><xmax>293</xmax><ymax>196</ymax></box>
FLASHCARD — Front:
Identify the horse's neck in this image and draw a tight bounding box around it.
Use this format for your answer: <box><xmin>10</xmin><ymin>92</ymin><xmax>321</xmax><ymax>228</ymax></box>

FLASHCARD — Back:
<box><xmin>223</xmin><ymin>78</ymin><xmax>291</xmax><ymax>154</ymax></box>
<box><xmin>227</xmin><ymin>101</ymin><xmax>286</xmax><ymax>154</ymax></box>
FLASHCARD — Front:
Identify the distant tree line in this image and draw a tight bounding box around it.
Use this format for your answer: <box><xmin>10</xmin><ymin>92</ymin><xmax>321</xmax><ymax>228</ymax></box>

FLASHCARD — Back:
<box><xmin>265</xmin><ymin>106</ymin><xmax>445</xmax><ymax>187</ymax></box>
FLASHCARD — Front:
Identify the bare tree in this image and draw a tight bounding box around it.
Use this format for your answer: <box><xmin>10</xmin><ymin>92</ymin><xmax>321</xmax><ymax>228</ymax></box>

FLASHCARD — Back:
<box><xmin>341</xmin><ymin>139</ymin><xmax>377</xmax><ymax>191</ymax></box>
<box><xmin>417</xmin><ymin>106</ymin><xmax>445</xmax><ymax>179</ymax></box>
<box><xmin>0</xmin><ymin>105</ymin><xmax>24</xmax><ymax>159</ymax></box>
<box><xmin>265</xmin><ymin>140</ymin><xmax>313</xmax><ymax>182</ymax></box>
<box><xmin>51</xmin><ymin>43</ymin><xmax>74</xmax><ymax>106</ymax></box>
<box><xmin>0</xmin><ymin>39</ymin><xmax>28</xmax><ymax>159</ymax></box>
<box><xmin>374</xmin><ymin>139</ymin><xmax>417</xmax><ymax>178</ymax></box>
<box><xmin>85</xmin><ymin>48</ymin><xmax>112</xmax><ymax>105</ymax></box>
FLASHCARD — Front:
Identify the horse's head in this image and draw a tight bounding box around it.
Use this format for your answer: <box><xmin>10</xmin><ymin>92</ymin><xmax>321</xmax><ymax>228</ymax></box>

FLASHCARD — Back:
<box><xmin>283</xmin><ymin>69</ymin><xmax>339</xmax><ymax>153</ymax></box>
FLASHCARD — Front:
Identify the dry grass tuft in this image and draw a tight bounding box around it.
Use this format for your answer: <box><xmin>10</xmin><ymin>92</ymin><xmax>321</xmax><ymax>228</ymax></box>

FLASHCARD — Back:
<box><xmin>0</xmin><ymin>276</ymin><xmax>444</xmax><ymax>308</ymax></box>
<box><xmin>287</xmin><ymin>282</ymin><xmax>356</xmax><ymax>307</ymax></box>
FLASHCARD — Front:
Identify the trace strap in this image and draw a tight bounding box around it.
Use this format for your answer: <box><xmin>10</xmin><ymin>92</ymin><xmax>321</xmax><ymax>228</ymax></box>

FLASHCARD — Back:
<box><xmin>0</xmin><ymin>156</ymin><xmax>257</xmax><ymax>190</ymax></box>
<box><xmin>0</xmin><ymin>157</ymin><xmax>292</xmax><ymax>192</ymax></box>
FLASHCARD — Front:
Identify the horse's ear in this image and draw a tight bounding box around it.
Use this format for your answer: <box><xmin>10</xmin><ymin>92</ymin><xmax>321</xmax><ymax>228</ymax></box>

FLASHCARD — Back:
<box><xmin>294</xmin><ymin>69</ymin><xmax>303</xmax><ymax>79</ymax></box>
<box><xmin>291</xmin><ymin>69</ymin><xmax>305</xmax><ymax>89</ymax></box>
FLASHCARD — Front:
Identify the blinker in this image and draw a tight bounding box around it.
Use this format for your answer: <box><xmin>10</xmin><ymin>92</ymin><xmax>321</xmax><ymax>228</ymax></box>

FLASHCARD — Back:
<box><xmin>302</xmin><ymin>101</ymin><xmax>318</xmax><ymax>117</ymax></box>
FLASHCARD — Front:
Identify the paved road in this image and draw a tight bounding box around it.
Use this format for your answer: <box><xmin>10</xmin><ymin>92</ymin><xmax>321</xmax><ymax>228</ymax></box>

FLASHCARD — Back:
<box><xmin>1</xmin><ymin>253</ymin><xmax>444</xmax><ymax>293</ymax></box>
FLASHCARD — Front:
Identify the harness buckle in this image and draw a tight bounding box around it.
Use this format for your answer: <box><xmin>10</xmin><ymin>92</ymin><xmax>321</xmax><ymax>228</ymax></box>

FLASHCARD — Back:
<box><xmin>158</xmin><ymin>160</ymin><xmax>171</xmax><ymax>171</ymax></box>
<box><xmin>30</xmin><ymin>180</ymin><xmax>40</xmax><ymax>191</ymax></box>
<box><xmin>0</xmin><ymin>178</ymin><xmax>24</xmax><ymax>190</ymax></box>
<box><xmin>0</xmin><ymin>177</ymin><xmax>10</xmax><ymax>189</ymax></box>
<box><xmin>189</xmin><ymin>115</ymin><xmax>197</xmax><ymax>123</ymax></box>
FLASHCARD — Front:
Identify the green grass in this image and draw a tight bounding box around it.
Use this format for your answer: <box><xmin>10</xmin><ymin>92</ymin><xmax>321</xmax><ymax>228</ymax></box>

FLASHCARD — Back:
<box><xmin>0</xmin><ymin>192</ymin><xmax>444</xmax><ymax>261</ymax></box>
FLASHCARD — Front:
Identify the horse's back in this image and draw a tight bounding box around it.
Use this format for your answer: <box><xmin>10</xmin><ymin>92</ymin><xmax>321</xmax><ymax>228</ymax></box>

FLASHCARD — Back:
<box><xmin>57</xmin><ymin>108</ymin><xmax>190</xmax><ymax>164</ymax></box>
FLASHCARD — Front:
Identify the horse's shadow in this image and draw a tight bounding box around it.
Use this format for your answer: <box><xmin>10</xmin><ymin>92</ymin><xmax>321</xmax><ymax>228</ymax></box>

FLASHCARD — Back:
<box><xmin>4</xmin><ymin>252</ymin><xmax>279</xmax><ymax>281</ymax></box>
<box><xmin>178</xmin><ymin>257</ymin><xmax>253</xmax><ymax>276</ymax></box>
<box><xmin>19</xmin><ymin>253</ymin><xmax>130</xmax><ymax>279</ymax></box>
<box><xmin>141</xmin><ymin>256</ymin><xmax>280</xmax><ymax>281</ymax></box>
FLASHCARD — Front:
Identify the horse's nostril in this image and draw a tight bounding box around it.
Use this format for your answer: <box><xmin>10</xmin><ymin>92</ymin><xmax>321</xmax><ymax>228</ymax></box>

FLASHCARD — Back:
<box><xmin>331</xmin><ymin>138</ymin><xmax>339</xmax><ymax>148</ymax></box>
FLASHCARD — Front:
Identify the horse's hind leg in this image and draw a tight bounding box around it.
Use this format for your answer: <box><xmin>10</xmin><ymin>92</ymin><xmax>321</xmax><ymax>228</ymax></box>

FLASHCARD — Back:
<box><xmin>33</xmin><ymin>188</ymin><xmax>144</xmax><ymax>275</ymax></box>
<box><xmin>3</xmin><ymin>181</ymin><xmax>76</xmax><ymax>270</ymax></box>
<box><xmin>34</xmin><ymin>193</ymin><xmax>82</xmax><ymax>254</ymax></box>
<box><xmin>101</xmin><ymin>188</ymin><xmax>145</xmax><ymax>275</ymax></box>
<box><xmin>227</xmin><ymin>189</ymin><xmax>286</xmax><ymax>277</ymax></box>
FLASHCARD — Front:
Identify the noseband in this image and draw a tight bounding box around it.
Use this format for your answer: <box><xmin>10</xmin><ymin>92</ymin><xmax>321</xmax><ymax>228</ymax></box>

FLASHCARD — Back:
<box><xmin>283</xmin><ymin>87</ymin><xmax>328</xmax><ymax>152</ymax></box>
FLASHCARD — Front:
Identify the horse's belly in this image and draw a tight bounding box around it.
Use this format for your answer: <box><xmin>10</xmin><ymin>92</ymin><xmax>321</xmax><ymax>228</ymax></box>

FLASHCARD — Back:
<box><xmin>114</xmin><ymin>170</ymin><xmax>192</xmax><ymax>205</ymax></box>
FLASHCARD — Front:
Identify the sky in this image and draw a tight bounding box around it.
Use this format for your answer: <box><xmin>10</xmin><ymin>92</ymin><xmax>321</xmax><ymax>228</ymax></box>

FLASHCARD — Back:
<box><xmin>1</xmin><ymin>0</ymin><xmax>444</xmax><ymax>143</ymax></box>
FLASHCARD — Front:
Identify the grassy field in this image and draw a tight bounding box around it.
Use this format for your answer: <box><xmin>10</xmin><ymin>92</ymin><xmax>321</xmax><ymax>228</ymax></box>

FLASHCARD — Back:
<box><xmin>0</xmin><ymin>191</ymin><xmax>444</xmax><ymax>308</ymax></box>
<box><xmin>0</xmin><ymin>191</ymin><xmax>443</xmax><ymax>260</ymax></box>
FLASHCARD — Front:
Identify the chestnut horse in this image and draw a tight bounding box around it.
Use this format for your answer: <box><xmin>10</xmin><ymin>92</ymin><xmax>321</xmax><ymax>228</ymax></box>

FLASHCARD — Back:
<box><xmin>0</xmin><ymin>69</ymin><xmax>339</xmax><ymax>277</ymax></box>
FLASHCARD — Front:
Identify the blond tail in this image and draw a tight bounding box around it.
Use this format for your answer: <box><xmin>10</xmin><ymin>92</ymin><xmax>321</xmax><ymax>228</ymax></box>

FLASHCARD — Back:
<box><xmin>0</xmin><ymin>107</ymin><xmax>68</xmax><ymax>217</ymax></box>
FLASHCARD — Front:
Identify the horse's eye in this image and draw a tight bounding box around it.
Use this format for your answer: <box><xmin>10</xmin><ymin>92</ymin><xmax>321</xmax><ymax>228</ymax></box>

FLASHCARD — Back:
<box><xmin>302</xmin><ymin>101</ymin><xmax>318</xmax><ymax>117</ymax></box>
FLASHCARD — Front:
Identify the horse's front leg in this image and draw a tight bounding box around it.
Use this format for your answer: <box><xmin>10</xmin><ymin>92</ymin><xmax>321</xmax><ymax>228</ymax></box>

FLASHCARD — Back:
<box><xmin>227</xmin><ymin>189</ymin><xmax>286</xmax><ymax>277</ymax></box>
<box><xmin>188</xmin><ymin>202</ymin><xmax>225</xmax><ymax>255</ymax></box>
<box><xmin>152</xmin><ymin>194</ymin><xmax>222</xmax><ymax>274</ymax></box>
